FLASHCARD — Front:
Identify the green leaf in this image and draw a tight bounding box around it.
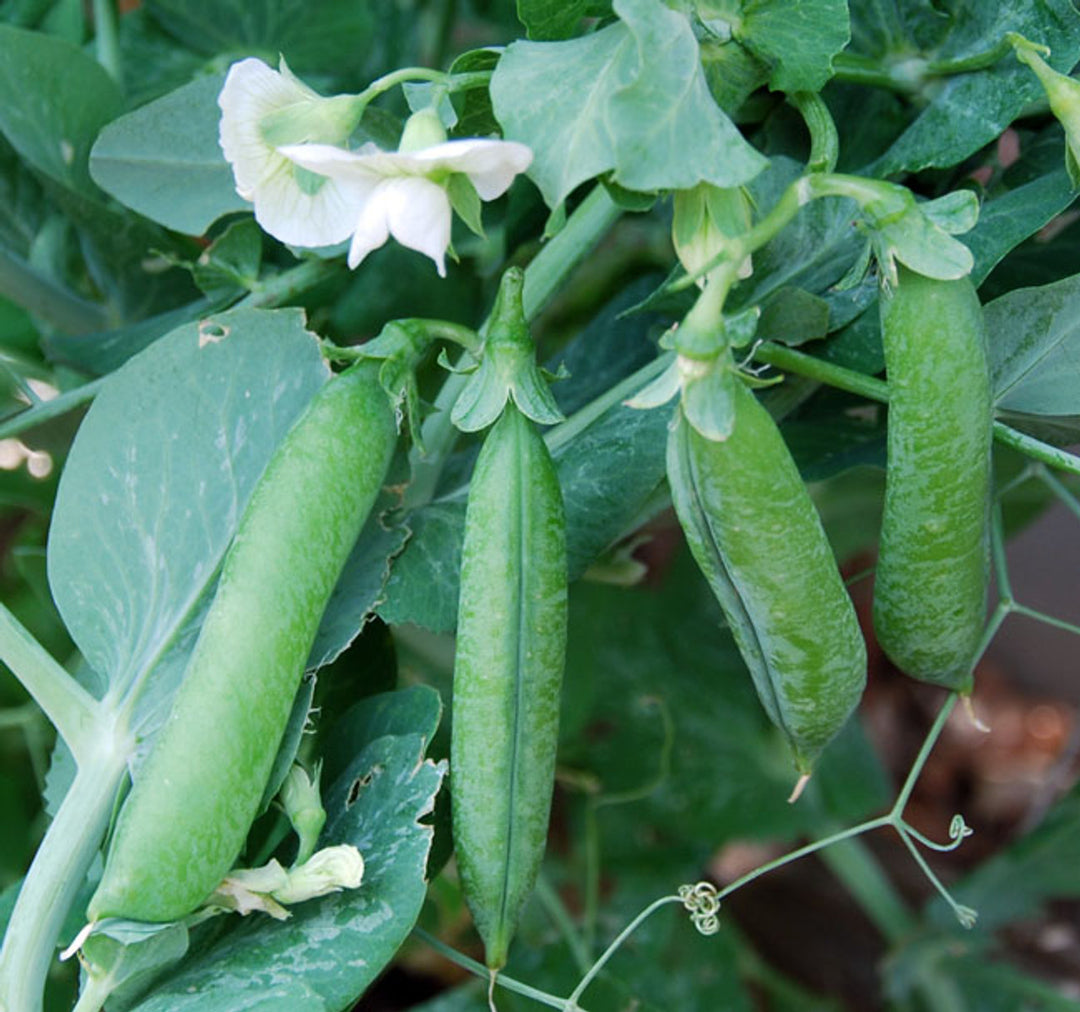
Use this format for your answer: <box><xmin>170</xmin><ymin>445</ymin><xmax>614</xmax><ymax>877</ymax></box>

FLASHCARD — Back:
<box><xmin>756</xmin><ymin>286</ymin><xmax>831</xmax><ymax>345</ymax></box>
<box><xmin>0</xmin><ymin>24</ymin><xmax>122</xmax><ymax>193</ymax></box>
<box><xmin>307</xmin><ymin>486</ymin><xmax>409</xmax><ymax>670</ymax></box>
<box><xmin>517</xmin><ymin>0</ymin><xmax>587</xmax><ymax>40</ymax></box>
<box><xmin>47</xmin><ymin>308</ymin><xmax>329</xmax><ymax>728</ymax></box>
<box><xmin>491</xmin><ymin>0</ymin><xmax>766</xmax><ymax>208</ymax></box>
<box><xmin>191</xmin><ymin>219</ymin><xmax>263</xmax><ymax>301</ymax></box>
<box><xmin>127</xmin><ymin>715</ymin><xmax>445</xmax><ymax>1012</ymax></box>
<box><xmin>736</xmin><ymin>0</ymin><xmax>851</xmax><ymax>93</ymax></box>
<box><xmin>985</xmin><ymin>272</ymin><xmax>1080</xmax><ymax>415</ymax></box>
<box><xmin>79</xmin><ymin>921</ymin><xmax>190</xmax><ymax>1012</ymax></box>
<box><xmin>43</xmin><ymin>298</ymin><xmax>217</xmax><ymax>376</ymax></box>
<box><xmin>868</xmin><ymin>1</ymin><xmax>1080</xmax><ymax>177</ymax></box>
<box><xmin>144</xmin><ymin>0</ymin><xmax>375</xmax><ymax>79</ymax></box>
<box><xmin>968</xmin><ymin>168</ymin><xmax>1077</xmax><ymax>285</ymax></box>
<box><xmin>560</xmin><ymin>554</ymin><xmax>889</xmax><ymax>851</ymax></box>
<box><xmin>320</xmin><ymin>684</ymin><xmax>442</xmax><ymax>786</ymax></box>
<box><xmin>90</xmin><ymin>73</ymin><xmax>250</xmax><ymax>236</ymax></box>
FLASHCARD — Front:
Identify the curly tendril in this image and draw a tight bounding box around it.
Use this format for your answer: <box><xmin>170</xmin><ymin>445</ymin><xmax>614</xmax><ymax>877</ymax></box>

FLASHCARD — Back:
<box><xmin>678</xmin><ymin>882</ymin><xmax>721</xmax><ymax>936</ymax></box>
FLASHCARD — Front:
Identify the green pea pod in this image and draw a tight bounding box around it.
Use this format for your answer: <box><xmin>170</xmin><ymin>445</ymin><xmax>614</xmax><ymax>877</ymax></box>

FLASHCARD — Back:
<box><xmin>451</xmin><ymin>401</ymin><xmax>567</xmax><ymax>971</ymax></box>
<box><xmin>667</xmin><ymin>380</ymin><xmax>867</xmax><ymax>776</ymax></box>
<box><xmin>89</xmin><ymin>360</ymin><xmax>396</xmax><ymax>923</ymax></box>
<box><xmin>874</xmin><ymin>267</ymin><xmax>992</xmax><ymax>691</ymax></box>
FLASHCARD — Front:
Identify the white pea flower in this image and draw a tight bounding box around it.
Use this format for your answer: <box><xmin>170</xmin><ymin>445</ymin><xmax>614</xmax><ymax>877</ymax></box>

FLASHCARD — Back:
<box><xmin>218</xmin><ymin>57</ymin><xmax>363</xmax><ymax>247</ymax></box>
<box><xmin>279</xmin><ymin>108</ymin><xmax>533</xmax><ymax>275</ymax></box>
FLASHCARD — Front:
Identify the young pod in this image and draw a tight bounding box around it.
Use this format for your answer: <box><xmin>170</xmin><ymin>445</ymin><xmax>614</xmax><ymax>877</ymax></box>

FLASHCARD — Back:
<box><xmin>451</xmin><ymin>402</ymin><xmax>567</xmax><ymax>971</ymax></box>
<box><xmin>874</xmin><ymin>267</ymin><xmax>992</xmax><ymax>691</ymax></box>
<box><xmin>667</xmin><ymin>380</ymin><xmax>867</xmax><ymax>775</ymax></box>
<box><xmin>89</xmin><ymin>360</ymin><xmax>396</xmax><ymax>923</ymax></box>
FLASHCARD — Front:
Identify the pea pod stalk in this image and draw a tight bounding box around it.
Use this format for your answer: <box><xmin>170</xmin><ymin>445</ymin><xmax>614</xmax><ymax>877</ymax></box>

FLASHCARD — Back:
<box><xmin>89</xmin><ymin>359</ymin><xmax>397</xmax><ymax>923</ymax></box>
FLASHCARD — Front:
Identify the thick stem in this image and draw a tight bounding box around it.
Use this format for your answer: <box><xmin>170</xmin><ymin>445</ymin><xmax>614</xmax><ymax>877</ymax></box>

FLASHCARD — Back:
<box><xmin>0</xmin><ymin>744</ymin><xmax>129</xmax><ymax>1012</ymax></box>
<box><xmin>0</xmin><ymin>246</ymin><xmax>109</xmax><ymax>335</ymax></box>
<box><xmin>755</xmin><ymin>342</ymin><xmax>1080</xmax><ymax>476</ymax></box>
<box><xmin>91</xmin><ymin>0</ymin><xmax>122</xmax><ymax>87</ymax></box>
<box><xmin>790</xmin><ymin>91</ymin><xmax>839</xmax><ymax>173</ymax></box>
<box><xmin>408</xmin><ymin>186</ymin><xmax>622</xmax><ymax>504</ymax></box>
<box><xmin>0</xmin><ymin>602</ymin><xmax>98</xmax><ymax>765</ymax></box>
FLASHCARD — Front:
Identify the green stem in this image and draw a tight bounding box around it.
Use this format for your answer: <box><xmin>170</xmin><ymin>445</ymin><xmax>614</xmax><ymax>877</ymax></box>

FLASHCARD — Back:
<box><xmin>926</xmin><ymin>37</ymin><xmax>1015</xmax><ymax>77</ymax></box>
<box><xmin>895</xmin><ymin>827</ymin><xmax>976</xmax><ymax>927</ymax></box>
<box><xmin>891</xmin><ymin>695</ymin><xmax>957</xmax><ymax>817</ymax></box>
<box><xmin>790</xmin><ymin>91</ymin><xmax>839</xmax><ymax>173</ymax></box>
<box><xmin>238</xmin><ymin>257</ymin><xmax>340</xmax><ymax>309</ymax></box>
<box><xmin>715</xmin><ymin>816</ymin><xmax>892</xmax><ymax>904</ymax></box>
<box><xmin>754</xmin><ymin>341</ymin><xmax>887</xmax><ymax>402</ymax></box>
<box><xmin>832</xmin><ymin>52</ymin><xmax>920</xmax><ymax>93</ymax></box>
<box><xmin>832</xmin><ymin>37</ymin><xmax>1012</xmax><ymax>95</ymax></box>
<box><xmin>0</xmin><ymin>745</ymin><xmax>130</xmax><ymax>1012</ymax></box>
<box><xmin>0</xmin><ymin>602</ymin><xmax>98</xmax><ymax>765</ymax></box>
<box><xmin>1013</xmin><ymin>603</ymin><xmax>1080</xmax><ymax>636</ymax></box>
<box><xmin>755</xmin><ymin>341</ymin><xmax>1080</xmax><ymax>476</ymax></box>
<box><xmin>0</xmin><ymin>246</ymin><xmax>109</xmax><ymax>335</ymax></box>
<box><xmin>411</xmin><ymin>928</ymin><xmax>576</xmax><ymax>1011</ymax></box>
<box><xmin>91</xmin><ymin>0</ymin><xmax>122</xmax><ymax>87</ymax></box>
<box><xmin>1039</xmin><ymin>467</ymin><xmax>1080</xmax><ymax>520</ymax></box>
<box><xmin>566</xmin><ymin>895</ymin><xmax>684</xmax><ymax>1008</ymax></box>
<box><xmin>522</xmin><ymin>187</ymin><xmax>622</xmax><ymax>319</ymax></box>
<box><xmin>0</xmin><ymin>378</ymin><xmax>105</xmax><ymax>440</ymax></box>
<box><xmin>992</xmin><ymin>423</ymin><xmax>1080</xmax><ymax>476</ymax></box>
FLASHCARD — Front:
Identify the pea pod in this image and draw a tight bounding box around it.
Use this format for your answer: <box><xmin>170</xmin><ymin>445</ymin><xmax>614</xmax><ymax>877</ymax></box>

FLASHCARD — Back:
<box><xmin>88</xmin><ymin>360</ymin><xmax>396</xmax><ymax>923</ymax></box>
<box><xmin>667</xmin><ymin>379</ymin><xmax>867</xmax><ymax>775</ymax></box>
<box><xmin>451</xmin><ymin>401</ymin><xmax>567</xmax><ymax>971</ymax></box>
<box><xmin>874</xmin><ymin>267</ymin><xmax>992</xmax><ymax>691</ymax></box>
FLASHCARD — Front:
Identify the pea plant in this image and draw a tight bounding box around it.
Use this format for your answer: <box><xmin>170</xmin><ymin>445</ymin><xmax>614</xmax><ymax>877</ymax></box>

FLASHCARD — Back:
<box><xmin>2</xmin><ymin>1</ymin><xmax>1080</xmax><ymax>1010</ymax></box>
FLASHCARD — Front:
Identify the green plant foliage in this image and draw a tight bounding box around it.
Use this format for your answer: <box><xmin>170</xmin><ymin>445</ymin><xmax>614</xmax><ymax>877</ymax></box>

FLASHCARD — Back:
<box><xmin>89</xmin><ymin>74</ymin><xmax>248</xmax><ymax>237</ymax></box>
<box><xmin>5</xmin><ymin>2</ymin><xmax>1080</xmax><ymax>1010</ymax></box>
<box><xmin>46</xmin><ymin>308</ymin><xmax>328</xmax><ymax>730</ymax></box>
<box><xmin>491</xmin><ymin>0</ymin><xmax>767</xmax><ymax>207</ymax></box>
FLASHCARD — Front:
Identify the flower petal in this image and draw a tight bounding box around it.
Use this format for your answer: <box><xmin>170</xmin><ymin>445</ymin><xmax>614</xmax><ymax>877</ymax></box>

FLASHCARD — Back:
<box><xmin>347</xmin><ymin>179</ymin><xmax>394</xmax><ymax>269</ymax></box>
<box><xmin>254</xmin><ymin>162</ymin><xmax>361</xmax><ymax>247</ymax></box>
<box><xmin>382</xmin><ymin>176</ymin><xmax>453</xmax><ymax>277</ymax></box>
<box><xmin>411</xmin><ymin>139</ymin><xmax>534</xmax><ymax>199</ymax></box>
<box><xmin>219</xmin><ymin>58</ymin><xmax>315</xmax><ymax>197</ymax></box>
<box><xmin>278</xmin><ymin>142</ymin><xmax>384</xmax><ymax>188</ymax></box>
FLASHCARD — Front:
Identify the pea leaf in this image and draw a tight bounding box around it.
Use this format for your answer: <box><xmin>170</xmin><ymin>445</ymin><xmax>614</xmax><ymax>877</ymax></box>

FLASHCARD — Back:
<box><xmin>0</xmin><ymin>24</ymin><xmax>122</xmax><ymax>194</ymax></box>
<box><xmin>735</xmin><ymin>0</ymin><xmax>851</xmax><ymax>93</ymax></box>
<box><xmin>517</xmin><ymin>0</ymin><xmax>588</xmax><ymax>40</ymax></box>
<box><xmin>90</xmin><ymin>73</ymin><xmax>250</xmax><ymax>237</ymax></box>
<box><xmin>491</xmin><ymin>0</ymin><xmax>766</xmax><ymax>208</ymax></box>
<box><xmin>968</xmin><ymin>168</ymin><xmax>1077</xmax><ymax>285</ymax></box>
<box><xmin>307</xmin><ymin>486</ymin><xmax>410</xmax><ymax>670</ymax></box>
<box><xmin>866</xmin><ymin>1</ymin><xmax>1080</xmax><ymax>176</ymax></box>
<box><xmin>47</xmin><ymin>309</ymin><xmax>329</xmax><ymax>736</ymax></box>
<box><xmin>985</xmin><ymin>271</ymin><xmax>1080</xmax><ymax>415</ymax></box>
<box><xmin>43</xmin><ymin>298</ymin><xmax>218</xmax><ymax>376</ymax></box>
<box><xmin>144</xmin><ymin>0</ymin><xmax>375</xmax><ymax>81</ymax></box>
<box><xmin>126</xmin><ymin>704</ymin><xmax>445</xmax><ymax>1012</ymax></box>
